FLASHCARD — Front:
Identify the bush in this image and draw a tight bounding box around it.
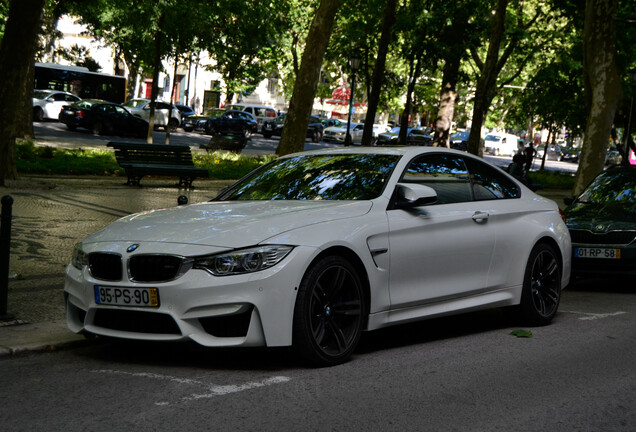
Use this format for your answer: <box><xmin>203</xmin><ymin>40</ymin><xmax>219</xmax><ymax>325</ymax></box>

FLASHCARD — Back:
<box><xmin>14</xmin><ymin>141</ymin><xmax>275</xmax><ymax>179</ymax></box>
<box><xmin>528</xmin><ymin>170</ymin><xmax>575</xmax><ymax>190</ymax></box>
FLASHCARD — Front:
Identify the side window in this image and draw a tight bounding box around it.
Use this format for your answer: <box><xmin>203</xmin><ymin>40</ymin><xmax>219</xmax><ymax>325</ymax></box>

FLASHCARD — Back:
<box><xmin>53</xmin><ymin>93</ymin><xmax>66</xmax><ymax>101</ymax></box>
<box><xmin>463</xmin><ymin>157</ymin><xmax>520</xmax><ymax>200</ymax></box>
<box><xmin>401</xmin><ymin>154</ymin><xmax>472</xmax><ymax>204</ymax></box>
<box><xmin>245</xmin><ymin>107</ymin><xmax>253</xmax><ymax>114</ymax></box>
<box><xmin>266</xmin><ymin>109</ymin><xmax>276</xmax><ymax>118</ymax></box>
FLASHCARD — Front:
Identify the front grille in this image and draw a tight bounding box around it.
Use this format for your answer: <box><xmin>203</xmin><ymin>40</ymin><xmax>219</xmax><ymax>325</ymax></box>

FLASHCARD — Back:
<box><xmin>569</xmin><ymin>230</ymin><xmax>636</xmax><ymax>246</ymax></box>
<box><xmin>128</xmin><ymin>255</ymin><xmax>183</xmax><ymax>282</ymax></box>
<box><xmin>199</xmin><ymin>306</ymin><xmax>253</xmax><ymax>337</ymax></box>
<box><xmin>89</xmin><ymin>253</ymin><xmax>122</xmax><ymax>281</ymax></box>
<box><xmin>93</xmin><ymin>309</ymin><xmax>180</xmax><ymax>334</ymax></box>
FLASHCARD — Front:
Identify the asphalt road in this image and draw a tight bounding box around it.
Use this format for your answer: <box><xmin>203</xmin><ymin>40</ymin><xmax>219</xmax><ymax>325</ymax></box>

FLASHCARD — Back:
<box><xmin>1</xmin><ymin>277</ymin><xmax>634</xmax><ymax>431</ymax></box>
<box><xmin>2</xmin><ymin>122</ymin><xmax>629</xmax><ymax>431</ymax></box>
<box><xmin>32</xmin><ymin>121</ymin><xmax>579</xmax><ymax>173</ymax></box>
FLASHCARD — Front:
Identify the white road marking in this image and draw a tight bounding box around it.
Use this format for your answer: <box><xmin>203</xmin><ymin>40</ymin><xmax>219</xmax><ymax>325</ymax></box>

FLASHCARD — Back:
<box><xmin>92</xmin><ymin>369</ymin><xmax>290</xmax><ymax>405</ymax></box>
<box><xmin>560</xmin><ymin>310</ymin><xmax>627</xmax><ymax>321</ymax></box>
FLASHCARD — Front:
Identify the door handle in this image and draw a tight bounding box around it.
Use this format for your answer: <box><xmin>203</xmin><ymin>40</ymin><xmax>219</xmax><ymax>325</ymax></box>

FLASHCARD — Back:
<box><xmin>472</xmin><ymin>211</ymin><xmax>489</xmax><ymax>223</ymax></box>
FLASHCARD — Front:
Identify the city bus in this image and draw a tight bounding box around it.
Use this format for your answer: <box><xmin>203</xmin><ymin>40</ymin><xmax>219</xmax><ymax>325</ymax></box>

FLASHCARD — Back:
<box><xmin>34</xmin><ymin>62</ymin><xmax>126</xmax><ymax>103</ymax></box>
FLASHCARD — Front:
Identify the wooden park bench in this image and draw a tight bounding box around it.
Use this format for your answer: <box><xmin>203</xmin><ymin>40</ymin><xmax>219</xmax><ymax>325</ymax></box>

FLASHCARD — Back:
<box><xmin>107</xmin><ymin>142</ymin><xmax>209</xmax><ymax>188</ymax></box>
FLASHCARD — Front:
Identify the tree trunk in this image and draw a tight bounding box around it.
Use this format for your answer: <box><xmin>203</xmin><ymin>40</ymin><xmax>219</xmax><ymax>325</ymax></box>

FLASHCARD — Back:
<box><xmin>361</xmin><ymin>0</ymin><xmax>397</xmax><ymax>146</ymax></box>
<box><xmin>398</xmin><ymin>55</ymin><xmax>421</xmax><ymax>146</ymax></box>
<box><xmin>147</xmin><ymin>28</ymin><xmax>163</xmax><ymax>144</ymax></box>
<box><xmin>467</xmin><ymin>0</ymin><xmax>508</xmax><ymax>157</ymax></box>
<box><xmin>0</xmin><ymin>0</ymin><xmax>46</xmax><ymax>185</ymax></box>
<box><xmin>276</xmin><ymin>0</ymin><xmax>341</xmax><ymax>156</ymax></box>
<box><xmin>573</xmin><ymin>0</ymin><xmax>622</xmax><ymax>195</ymax></box>
<box><xmin>432</xmin><ymin>52</ymin><xmax>461</xmax><ymax>148</ymax></box>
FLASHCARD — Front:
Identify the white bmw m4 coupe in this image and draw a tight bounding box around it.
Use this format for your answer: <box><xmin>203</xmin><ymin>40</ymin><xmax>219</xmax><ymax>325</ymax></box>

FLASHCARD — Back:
<box><xmin>65</xmin><ymin>147</ymin><xmax>571</xmax><ymax>366</ymax></box>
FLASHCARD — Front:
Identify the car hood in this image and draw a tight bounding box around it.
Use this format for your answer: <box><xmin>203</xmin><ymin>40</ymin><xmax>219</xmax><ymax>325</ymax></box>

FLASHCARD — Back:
<box><xmin>84</xmin><ymin>200</ymin><xmax>373</xmax><ymax>247</ymax></box>
<box><xmin>565</xmin><ymin>202</ymin><xmax>636</xmax><ymax>232</ymax></box>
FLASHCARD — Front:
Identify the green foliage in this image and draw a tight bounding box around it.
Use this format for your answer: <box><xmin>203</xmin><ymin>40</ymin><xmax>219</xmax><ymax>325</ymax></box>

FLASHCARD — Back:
<box><xmin>14</xmin><ymin>141</ymin><xmax>275</xmax><ymax>180</ymax></box>
<box><xmin>15</xmin><ymin>141</ymin><xmax>120</xmax><ymax>175</ymax></box>
<box><xmin>528</xmin><ymin>169</ymin><xmax>575</xmax><ymax>190</ymax></box>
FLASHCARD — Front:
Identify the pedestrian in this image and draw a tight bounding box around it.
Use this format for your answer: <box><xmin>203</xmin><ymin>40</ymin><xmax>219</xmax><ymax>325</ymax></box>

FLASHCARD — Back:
<box><xmin>524</xmin><ymin>142</ymin><xmax>536</xmax><ymax>172</ymax></box>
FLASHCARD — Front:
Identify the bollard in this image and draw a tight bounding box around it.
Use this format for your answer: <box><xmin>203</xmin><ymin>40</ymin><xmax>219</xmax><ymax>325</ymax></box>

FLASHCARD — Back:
<box><xmin>0</xmin><ymin>195</ymin><xmax>14</xmax><ymax>320</ymax></box>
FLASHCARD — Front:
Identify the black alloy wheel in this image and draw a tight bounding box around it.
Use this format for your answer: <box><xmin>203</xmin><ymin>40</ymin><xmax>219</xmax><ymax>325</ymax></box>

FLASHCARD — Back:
<box><xmin>34</xmin><ymin>107</ymin><xmax>44</xmax><ymax>122</ymax></box>
<box><xmin>312</xmin><ymin>129</ymin><xmax>323</xmax><ymax>143</ymax></box>
<box><xmin>519</xmin><ymin>243</ymin><xmax>561</xmax><ymax>325</ymax></box>
<box><xmin>293</xmin><ymin>256</ymin><xmax>365</xmax><ymax>366</ymax></box>
<box><xmin>92</xmin><ymin>120</ymin><xmax>103</xmax><ymax>135</ymax></box>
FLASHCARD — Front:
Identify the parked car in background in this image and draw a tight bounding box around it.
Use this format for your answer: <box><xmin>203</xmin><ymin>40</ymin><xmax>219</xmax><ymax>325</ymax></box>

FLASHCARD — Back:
<box><xmin>204</xmin><ymin>109</ymin><xmax>257</xmax><ymax>138</ymax></box>
<box><xmin>59</xmin><ymin>100</ymin><xmax>149</xmax><ymax>137</ymax></box>
<box><xmin>65</xmin><ymin>147</ymin><xmax>570</xmax><ymax>366</ymax></box>
<box><xmin>33</xmin><ymin>89</ymin><xmax>81</xmax><ymax>121</ymax></box>
<box><xmin>450</xmin><ymin>131</ymin><xmax>471</xmax><ymax>151</ymax></box>
<box><xmin>262</xmin><ymin>114</ymin><xmax>324</xmax><ymax>142</ymax></box>
<box><xmin>560</xmin><ymin>148</ymin><xmax>581</xmax><ymax>163</ymax></box>
<box><xmin>484</xmin><ymin>133</ymin><xmax>522</xmax><ymax>156</ymax></box>
<box><xmin>182</xmin><ymin>108</ymin><xmax>226</xmax><ymax>133</ymax></box>
<box><xmin>123</xmin><ymin>99</ymin><xmax>181</xmax><ymax>131</ymax></box>
<box><xmin>564</xmin><ymin>165</ymin><xmax>636</xmax><ymax>278</ymax></box>
<box><xmin>174</xmin><ymin>104</ymin><xmax>196</xmax><ymax>126</ymax></box>
<box><xmin>376</xmin><ymin>127</ymin><xmax>433</xmax><ymax>146</ymax></box>
<box><xmin>322</xmin><ymin>118</ymin><xmax>347</xmax><ymax>129</ymax></box>
<box><xmin>536</xmin><ymin>144</ymin><xmax>563</xmax><ymax>161</ymax></box>
<box><xmin>323</xmin><ymin>122</ymin><xmax>363</xmax><ymax>144</ymax></box>
<box><xmin>226</xmin><ymin>104</ymin><xmax>277</xmax><ymax>133</ymax></box>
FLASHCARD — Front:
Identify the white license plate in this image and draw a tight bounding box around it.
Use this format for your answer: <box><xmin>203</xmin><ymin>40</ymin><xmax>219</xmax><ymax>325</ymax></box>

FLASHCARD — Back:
<box><xmin>574</xmin><ymin>247</ymin><xmax>621</xmax><ymax>259</ymax></box>
<box><xmin>94</xmin><ymin>285</ymin><xmax>159</xmax><ymax>307</ymax></box>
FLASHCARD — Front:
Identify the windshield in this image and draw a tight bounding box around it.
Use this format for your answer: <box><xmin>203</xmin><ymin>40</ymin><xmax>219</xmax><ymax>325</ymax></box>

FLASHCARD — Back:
<box><xmin>33</xmin><ymin>90</ymin><xmax>52</xmax><ymax>100</ymax></box>
<box><xmin>123</xmin><ymin>100</ymin><xmax>147</xmax><ymax>108</ymax></box>
<box><xmin>451</xmin><ymin>132</ymin><xmax>470</xmax><ymax>140</ymax></box>
<box><xmin>484</xmin><ymin>135</ymin><xmax>501</xmax><ymax>142</ymax></box>
<box><xmin>577</xmin><ymin>169</ymin><xmax>636</xmax><ymax>205</ymax></box>
<box><xmin>218</xmin><ymin>153</ymin><xmax>400</xmax><ymax>201</ymax></box>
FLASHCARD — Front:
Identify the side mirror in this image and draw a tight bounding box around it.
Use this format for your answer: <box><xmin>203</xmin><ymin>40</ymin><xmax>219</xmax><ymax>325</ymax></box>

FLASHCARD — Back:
<box><xmin>177</xmin><ymin>195</ymin><xmax>188</xmax><ymax>205</ymax></box>
<box><xmin>563</xmin><ymin>196</ymin><xmax>575</xmax><ymax>206</ymax></box>
<box><xmin>393</xmin><ymin>183</ymin><xmax>437</xmax><ymax>209</ymax></box>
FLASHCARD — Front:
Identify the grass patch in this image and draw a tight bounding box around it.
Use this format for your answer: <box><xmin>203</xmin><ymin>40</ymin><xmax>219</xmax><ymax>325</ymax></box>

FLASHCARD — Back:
<box><xmin>528</xmin><ymin>169</ymin><xmax>576</xmax><ymax>190</ymax></box>
<box><xmin>15</xmin><ymin>141</ymin><xmax>276</xmax><ymax>180</ymax></box>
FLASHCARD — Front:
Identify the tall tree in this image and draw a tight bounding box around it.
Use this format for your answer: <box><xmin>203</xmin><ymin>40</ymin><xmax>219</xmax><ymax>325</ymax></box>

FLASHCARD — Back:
<box><xmin>573</xmin><ymin>0</ymin><xmax>622</xmax><ymax>194</ymax></box>
<box><xmin>0</xmin><ymin>0</ymin><xmax>46</xmax><ymax>185</ymax></box>
<box><xmin>360</xmin><ymin>0</ymin><xmax>397</xmax><ymax>146</ymax></box>
<box><xmin>466</xmin><ymin>0</ymin><xmax>543</xmax><ymax>156</ymax></box>
<box><xmin>277</xmin><ymin>0</ymin><xmax>341</xmax><ymax>156</ymax></box>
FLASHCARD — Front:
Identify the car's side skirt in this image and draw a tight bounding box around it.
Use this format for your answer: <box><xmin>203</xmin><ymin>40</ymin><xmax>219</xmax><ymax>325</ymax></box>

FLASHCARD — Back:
<box><xmin>365</xmin><ymin>286</ymin><xmax>521</xmax><ymax>331</ymax></box>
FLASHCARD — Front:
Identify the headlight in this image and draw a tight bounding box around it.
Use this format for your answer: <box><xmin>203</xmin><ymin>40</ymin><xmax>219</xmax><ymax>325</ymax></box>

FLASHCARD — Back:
<box><xmin>193</xmin><ymin>245</ymin><xmax>293</xmax><ymax>276</ymax></box>
<box><xmin>71</xmin><ymin>243</ymin><xmax>88</xmax><ymax>270</ymax></box>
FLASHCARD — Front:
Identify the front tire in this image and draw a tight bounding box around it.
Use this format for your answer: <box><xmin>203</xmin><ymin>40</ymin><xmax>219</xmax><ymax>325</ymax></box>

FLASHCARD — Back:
<box><xmin>293</xmin><ymin>256</ymin><xmax>365</xmax><ymax>366</ymax></box>
<box><xmin>312</xmin><ymin>129</ymin><xmax>323</xmax><ymax>143</ymax></box>
<box><xmin>519</xmin><ymin>243</ymin><xmax>562</xmax><ymax>326</ymax></box>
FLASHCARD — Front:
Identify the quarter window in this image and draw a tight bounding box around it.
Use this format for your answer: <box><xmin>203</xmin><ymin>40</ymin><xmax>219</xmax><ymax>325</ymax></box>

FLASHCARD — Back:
<box><xmin>463</xmin><ymin>157</ymin><xmax>520</xmax><ymax>200</ymax></box>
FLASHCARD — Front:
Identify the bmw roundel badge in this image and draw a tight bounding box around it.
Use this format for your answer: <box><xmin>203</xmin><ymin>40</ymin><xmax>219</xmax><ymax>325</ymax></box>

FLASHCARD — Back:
<box><xmin>127</xmin><ymin>243</ymin><xmax>140</xmax><ymax>253</ymax></box>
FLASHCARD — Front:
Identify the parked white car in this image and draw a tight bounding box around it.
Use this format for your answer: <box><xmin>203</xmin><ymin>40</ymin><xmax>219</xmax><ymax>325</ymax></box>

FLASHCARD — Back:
<box><xmin>32</xmin><ymin>89</ymin><xmax>81</xmax><ymax>121</ymax></box>
<box><xmin>484</xmin><ymin>133</ymin><xmax>522</xmax><ymax>156</ymax></box>
<box><xmin>65</xmin><ymin>147</ymin><xmax>571</xmax><ymax>366</ymax></box>
<box><xmin>323</xmin><ymin>122</ymin><xmax>363</xmax><ymax>144</ymax></box>
<box><xmin>123</xmin><ymin>99</ymin><xmax>181</xmax><ymax>131</ymax></box>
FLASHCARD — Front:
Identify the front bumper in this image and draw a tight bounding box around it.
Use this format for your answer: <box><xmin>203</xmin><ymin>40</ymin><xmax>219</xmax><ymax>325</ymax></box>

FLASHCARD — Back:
<box><xmin>64</xmin><ymin>245</ymin><xmax>317</xmax><ymax>347</ymax></box>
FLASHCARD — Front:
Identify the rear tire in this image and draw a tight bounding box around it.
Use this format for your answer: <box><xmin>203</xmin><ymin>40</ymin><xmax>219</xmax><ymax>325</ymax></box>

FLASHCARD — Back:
<box><xmin>519</xmin><ymin>243</ymin><xmax>561</xmax><ymax>326</ymax></box>
<box><xmin>293</xmin><ymin>256</ymin><xmax>364</xmax><ymax>366</ymax></box>
<box><xmin>34</xmin><ymin>107</ymin><xmax>44</xmax><ymax>122</ymax></box>
<box><xmin>312</xmin><ymin>129</ymin><xmax>323</xmax><ymax>143</ymax></box>
<box><xmin>92</xmin><ymin>121</ymin><xmax>103</xmax><ymax>135</ymax></box>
